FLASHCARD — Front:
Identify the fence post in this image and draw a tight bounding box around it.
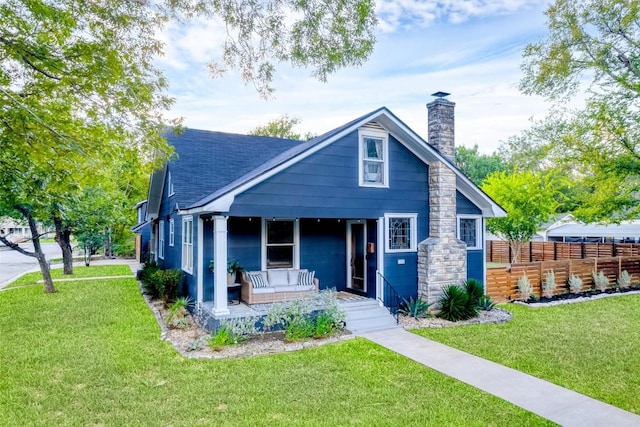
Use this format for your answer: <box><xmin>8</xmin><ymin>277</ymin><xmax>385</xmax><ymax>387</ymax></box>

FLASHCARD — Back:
<box><xmin>554</xmin><ymin>242</ymin><xmax>557</xmax><ymax>260</ymax></box>
<box><xmin>529</xmin><ymin>241</ymin><xmax>533</xmax><ymax>262</ymax></box>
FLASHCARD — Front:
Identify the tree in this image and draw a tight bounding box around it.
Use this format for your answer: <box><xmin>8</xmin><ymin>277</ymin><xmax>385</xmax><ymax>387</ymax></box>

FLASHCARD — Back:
<box><xmin>0</xmin><ymin>0</ymin><xmax>377</xmax><ymax>292</ymax></box>
<box><xmin>455</xmin><ymin>144</ymin><xmax>505</xmax><ymax>185</ymax></box>
<box><xmin>482</xmin><ymin>170</ymin><xmax>565</xmax><ymax>263</ymax></box>
<box><xmin>249</xmin><ymin>114</ymin><xmax>315</xmax><ymax>140</ymax></box>
<box><xmin>519</xmin><ymin>0</ymin><xmax>640</xmax><ymax>222</ymax></box>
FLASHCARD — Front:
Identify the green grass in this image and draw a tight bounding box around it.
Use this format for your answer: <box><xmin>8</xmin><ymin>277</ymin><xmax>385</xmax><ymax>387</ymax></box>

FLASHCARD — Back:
<box><xmin>0</xmin><ymin>278</ymin><xmax>553</xmax><ymax>426</ymax></box>
<box><xmin>5</xmin><ymin>265</ymin><xmax>132</xmax><ymax>288</ymax></box>
<box><xmin>414</xmin><ymin>298</ymin><xmax>640</xmax><ymax>414</ymax></box>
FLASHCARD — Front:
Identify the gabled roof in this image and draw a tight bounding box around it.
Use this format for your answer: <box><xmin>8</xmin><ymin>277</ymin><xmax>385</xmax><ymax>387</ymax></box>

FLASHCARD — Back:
<box><xmin>148</xmin><ymin>107</ymin><xmax>506</xmax><ymax>218</ymax></box>
<box><xmin>145</xmin><ymin>130</ymin><xmax>300</xmax><ymax>219</ymax></box>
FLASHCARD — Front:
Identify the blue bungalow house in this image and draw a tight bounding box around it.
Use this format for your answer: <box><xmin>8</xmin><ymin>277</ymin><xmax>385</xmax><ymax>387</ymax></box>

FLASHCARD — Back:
<box><xmin>138</xmin><ymin>95</ymin><xmax>505</xmax><ymax>319</ymax></box>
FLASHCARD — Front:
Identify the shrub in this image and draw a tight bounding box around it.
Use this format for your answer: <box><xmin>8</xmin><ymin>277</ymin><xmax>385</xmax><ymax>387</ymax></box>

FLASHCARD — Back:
<box><xmin>149</xmin><ymin>269</ymin><xmax>182</xmax><ymax>303</ymax></box>
<box><xmin>138</xmin><ymin>261</ymin><xmax>160</xmax><ymax>296</ymax></box>
<box><xmin>263</xmin><ymin>290</ymin><xmax>345</xmax><ymax>341</ymax></box>
<box><xmin>398</xmin><ymin>296</ymin><xmax>432</xmax><ymax>318</ymax></box>
<box><xmin>592</xmin><ymin>270</ymin><xmax>609</xmax><ymax>292</ymax></box>
<box><xmin>618</xmin><ymin>270</ymin><xmax>633</xmax><ymax>289</ymax></box>
<box><xmin>166</xmin><ymin>296</ymin><xmax>193</xmax><ymax>328</ymax></box>
<box><xmin>568</xmin><ymin>274</ymin><xmax>583</xmax><ymax>294</ymax></box>
<box><xmin>206</xmin><ymin>325</ymin><xmax>234</xmax><ymax>351</ymax></box>
<box><xmin>542</xmin><ymin>270</ymin><xmax>556</xmax><ymax>299</ymax></box>
<box><xmin>206</xmin><ymin>316</ymin><xmax>260</xmax><ymax>350</ymax></box>
<box><xmin>464</xmin><ymin>278</ymin><xmax>484</xmax><ymax>305</ymax></box>
<box><xmin>477</xmin><ymin>295</ymin><xmax>496</xmax><ymax>311</ymax></box>
<box><xmin>517</xmin><ymin>273</ymin><xmax>533</xmax><ymax>301</ymax></box>
<box><xmin>437</xmin><ymin>284</ymin><xmax>478</xmax><ymax>322</ymax></box>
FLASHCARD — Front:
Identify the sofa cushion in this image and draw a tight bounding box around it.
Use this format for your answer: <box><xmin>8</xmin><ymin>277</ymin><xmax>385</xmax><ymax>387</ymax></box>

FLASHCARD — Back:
<box><xmin>252</xmin><ymin>286</ymin><xmax>276</xmax><ymax>294</ymax></box>
<box><xmin>298</xmin><ymin>270</ymin><xmax>315</xmax><ymax>287</ymax></box>
<box><xmin>247</xmin><ymin>271</ymin><xmax>268</xmax><ymax>288</ymax></box>
<box><xmin>293</xmin><ymin>285</ymin><xmax>315</xmax><ymax>292</ymax></box>
<box><xmin>267</xmin><ymin>269</ymin><xmax>289</xmax><ymax>286</ymax></box>
<box><xmin>287</xmin><ymin>269</ymin><xmax>307</xmax><ymax>286</ymax></box>
<box><xmin>273</xmin><ymin>285</ymin><xmax>298</xmax><ymax>293</ymax></box>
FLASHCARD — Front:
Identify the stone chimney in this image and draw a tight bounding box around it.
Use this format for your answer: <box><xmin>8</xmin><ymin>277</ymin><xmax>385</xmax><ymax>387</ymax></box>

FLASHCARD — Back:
<box><xmin>427</xmin><ymin>92</ymin><xmax>455</xmax><ymax>162</ymax></box>
<box><xmin>418</xmin><ymin>92</ymin><xmax>467</xmax><ymax>303</ymax></box>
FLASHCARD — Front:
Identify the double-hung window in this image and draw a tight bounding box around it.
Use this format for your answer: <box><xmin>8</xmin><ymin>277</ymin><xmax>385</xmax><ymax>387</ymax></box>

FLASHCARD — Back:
<box><xmin>169</xmin><ymin>219</ymin><xmax>174</xmax><ymax>246</ymax></box>
<box><xmin>182</xmin><ymin>216</ymin><xmax>193</xmax><ymax>273</ymax></box>
<box><xmin>457</xmin><ymin>216</ymin><xmax>482</xmax><ymax>250</ymax></box>
<box><xmin>359</xmin><ymin>129</ymin><xmax>389</xmax><ymax>187</ymax></box>
<box><xmin>158</xmin><ymin>220</ymin><xmax>165</xmax><ymax>259</ymax></box>
<box><xmin>385</xmin><ymin>214</ymin><xmax>417</xmax><ymax>252</ymax></box>
<box><xmin>263</xmin><ymin>219</ymin><xmax>299</xmax><ymax>269</ymax></box>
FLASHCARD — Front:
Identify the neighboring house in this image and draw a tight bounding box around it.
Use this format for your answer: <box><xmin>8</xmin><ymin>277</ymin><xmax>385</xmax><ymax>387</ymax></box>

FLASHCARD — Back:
<box><xmin>134</xmin><ymin>95</ymin><xmax>505</xmax><ymax>319</ymax></box>
<box><xmin>542</xmin><ymin>214</ymin><xmax>640</xmax><ymax>243</ymax></box>
<box><xmin>0</xmin><ymin>217</ymin><xmax>52</xmax><ymax>244</ymax></box>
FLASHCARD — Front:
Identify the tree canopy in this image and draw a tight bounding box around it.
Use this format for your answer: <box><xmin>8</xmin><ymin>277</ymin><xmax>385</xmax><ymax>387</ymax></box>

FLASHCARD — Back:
<box><xmin>518</xmin><ymin>0</ymin><xmax>640</xmax><ymax>222</ymax></box>
<box><xmin>455</xmin><ymin>144</ymin><xmax>505</xmax><ymax>185</ymax></box>
<box><xmin>248</xmin><ymin>114</ymin><xmax>315</xmax><ymax>140</ymax></box>
<box><xmin>0</xmin><ymin>0</ymin><xmax>378</xmax><ymax>291</ymax></box>
<box><xmin>482</xmin><ymin>170</ymin><xmax>565</xmax><ymax>263</ymax></box>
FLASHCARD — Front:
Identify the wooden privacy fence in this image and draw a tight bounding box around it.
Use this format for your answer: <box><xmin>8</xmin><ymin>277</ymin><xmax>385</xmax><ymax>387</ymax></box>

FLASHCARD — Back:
<box><xmin>486</xmin><ymin>256</ymin><xmax>640</xmax><ymax>303</ymax></box>
<box><xmin>486</xmin><ymin>240</ymin><xmax>640</xmax><ymax>264</ymax></box>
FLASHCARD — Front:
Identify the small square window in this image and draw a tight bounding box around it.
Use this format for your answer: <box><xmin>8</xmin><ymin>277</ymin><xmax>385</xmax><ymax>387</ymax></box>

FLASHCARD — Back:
<box><xmin>458</xmin><ymin>216</ymin><xmax>482</xmax><ymax>249</ymax></box>
<box><xmin>385</xmin><ymin>214</ymin><xmax>417</xmax><ymax>252</ymax></box>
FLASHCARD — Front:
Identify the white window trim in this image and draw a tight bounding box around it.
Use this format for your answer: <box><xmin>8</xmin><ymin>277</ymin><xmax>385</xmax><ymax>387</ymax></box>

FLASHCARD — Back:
<box><xmin>158</xmin><ymin>220</ymin><xmax>165</xmax><ymax>259</ymax></box>
<box><xmin>168</xmin><ymin>172</ymin><xmax>175</xmax><ymax>197</ymax></box>
<box><xmin>169</xmin><ymin>219</ymin><xmax>175</xmax><ymax>247</ymax></box>
<box><xmin>261</xmin><ymin>218</ymin><xmax>300</xmax><ymax>270</ymax></box>
<box><xmin>384</xmin><ymin>213</ymin><xmax>417</xmax><ymax>253</ymax></box>
<box><xmin>457</xmin><ymin>215</ymin><xmax>483</xmax><ymax>250</ymax></box>
<box><xmin>182</xmin><ymin>216</ymin><xmax>193</xmax><ymax>274</ymax></box>
<box><xmin>358</xmin><ymin>128</ymin><xmax>389</xmax><ymax>188</ymax></box>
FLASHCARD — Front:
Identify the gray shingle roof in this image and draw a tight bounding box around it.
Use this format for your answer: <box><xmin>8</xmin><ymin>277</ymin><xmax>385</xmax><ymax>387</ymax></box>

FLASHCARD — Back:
<box><xmin>166</xmin><ymin>129</ymin><xmax>301</xmax><ymax>207</ymax></box>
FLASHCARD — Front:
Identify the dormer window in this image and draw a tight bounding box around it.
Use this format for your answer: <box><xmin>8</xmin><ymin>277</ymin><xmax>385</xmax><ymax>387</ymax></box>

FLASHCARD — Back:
<box><xmin>359</xmin><ymin>129</ymin><xmax>389</xmax><ymax>187</ymax></box>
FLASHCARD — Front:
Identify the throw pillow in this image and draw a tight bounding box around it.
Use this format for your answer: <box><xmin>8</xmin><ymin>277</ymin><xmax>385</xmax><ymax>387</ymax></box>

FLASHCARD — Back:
<box><xmin>248</xmin><ymin>272</ymin><xmax>267</xmax><ymax>288</ymax></box>
<box><xmin>298</xmin><ymin>270</ymin><xmax>315</xmax><ymax>287</ymax></box>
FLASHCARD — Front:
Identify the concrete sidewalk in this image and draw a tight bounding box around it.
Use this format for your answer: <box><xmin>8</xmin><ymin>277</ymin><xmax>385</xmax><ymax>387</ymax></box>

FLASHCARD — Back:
<box><xmin>361</xmin><ymin>328</ymin><xmax>640</xmax><ymax>427</ymax></box>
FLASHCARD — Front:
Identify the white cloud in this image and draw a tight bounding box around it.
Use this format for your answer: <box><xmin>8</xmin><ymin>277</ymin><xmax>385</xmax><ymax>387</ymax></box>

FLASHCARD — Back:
<box><xmin>376</xmin><ymin>0</ymin><xmax>545</xmax><ymax>31</ymax></box>
<box><xmin>160</xmin><ymin>1</ymin><xmax>555</xmax><ymax>155</ymax></box>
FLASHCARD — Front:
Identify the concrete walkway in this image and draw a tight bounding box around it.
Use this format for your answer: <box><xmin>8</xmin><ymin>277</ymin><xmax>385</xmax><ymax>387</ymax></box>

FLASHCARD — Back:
<box><xmin>361</xmin><ymin>328</ymin><xmax>640</xmax><ymax>427</ymax></box>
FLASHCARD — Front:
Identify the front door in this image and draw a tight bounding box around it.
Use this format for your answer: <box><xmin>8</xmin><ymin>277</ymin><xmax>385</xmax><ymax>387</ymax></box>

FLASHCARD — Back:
<box><xmin>347</xmin><ymin>221</ymin><xmax>366</xmax><ymax>292</ymax></box>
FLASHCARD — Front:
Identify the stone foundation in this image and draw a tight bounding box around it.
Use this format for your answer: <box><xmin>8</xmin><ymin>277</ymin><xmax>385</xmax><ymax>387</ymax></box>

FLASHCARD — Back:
<box><xmin>418</xmin><ymin>237</ymin><xmax>467</xmax><ymax>303</ymax></box>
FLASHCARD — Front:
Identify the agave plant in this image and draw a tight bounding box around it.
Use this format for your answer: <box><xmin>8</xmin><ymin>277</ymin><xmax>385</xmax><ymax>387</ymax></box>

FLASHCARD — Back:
<box><xmin>398</xmin><ymin>296</ymin><xmax>432</xmax><ymax>318</ymax></box>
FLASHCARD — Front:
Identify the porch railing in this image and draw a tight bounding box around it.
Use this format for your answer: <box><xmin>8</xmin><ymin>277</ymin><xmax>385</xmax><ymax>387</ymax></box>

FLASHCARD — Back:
<box><xmin>376</xmin><ymin>271</ymin><xmax>401</xmax><ymax>324</ymax></box>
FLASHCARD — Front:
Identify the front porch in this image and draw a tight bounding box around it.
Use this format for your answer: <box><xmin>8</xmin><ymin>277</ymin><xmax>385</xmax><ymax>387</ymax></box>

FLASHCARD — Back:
<box><xmin>195</xmin><ymin>291</ymin><xmax>398</xmax><ymax>334</ymax></box>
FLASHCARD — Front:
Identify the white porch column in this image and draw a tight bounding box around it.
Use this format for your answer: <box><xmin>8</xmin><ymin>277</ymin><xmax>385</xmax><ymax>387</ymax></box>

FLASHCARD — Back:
<box><xmin>196</xmin><ymin>216</ymin><xmax>204</xmax><ymax>305</ymax></box>
<box><xmin>213</xmin><ymin>215</ymin><xmax>230</xmax><ymax>315</ymax></box>
<box><xmin>377</xmin><ymin>216</ymin><xmax>384</xmax><ymax>302</ymax></box>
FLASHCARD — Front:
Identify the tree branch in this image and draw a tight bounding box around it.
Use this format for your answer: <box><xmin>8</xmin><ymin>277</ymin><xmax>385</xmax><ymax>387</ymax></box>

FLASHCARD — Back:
<box><xmin>0</xmin><ymin>235</ymin><xmax>37</xmax><ymax>258</ymax></box>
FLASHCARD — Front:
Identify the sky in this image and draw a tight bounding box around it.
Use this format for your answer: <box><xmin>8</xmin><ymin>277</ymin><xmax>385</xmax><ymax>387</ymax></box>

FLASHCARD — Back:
<box><xmin>155</xmin><ymin>0</ymin><xmax>554</xmax><ymax>154</ymax></box>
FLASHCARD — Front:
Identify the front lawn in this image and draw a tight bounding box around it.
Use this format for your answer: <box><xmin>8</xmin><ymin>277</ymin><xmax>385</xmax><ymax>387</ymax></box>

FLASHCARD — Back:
<box><xmin>0</xmin><ymin>278</ymin><xmax>553</xmax><ymax>426</ymax></box>
<box><xmin>414</xmin><ymin>297</ymin><xmax>640</xmax><ymax>414</ymax></box>
<box><xmin>5</xmin><ymin>264</ymin><xmax>132</xmax><ymax>288</ymax></box>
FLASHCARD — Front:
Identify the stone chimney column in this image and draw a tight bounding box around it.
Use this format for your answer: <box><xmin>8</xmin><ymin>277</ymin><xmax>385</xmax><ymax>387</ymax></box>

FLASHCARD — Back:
<box><xmin>427</xmin><ymin>97</ymin><xmax>456</xmax><ymax>162</ymax></box>
<box><xmin>418</xmin><ymin>93</ymin><xmax>467</xmax><ymax>304</ymax></box>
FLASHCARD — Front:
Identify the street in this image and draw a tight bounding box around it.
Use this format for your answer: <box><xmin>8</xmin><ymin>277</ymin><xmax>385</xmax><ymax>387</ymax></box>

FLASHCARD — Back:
<box><xmin>0</xmin><ymin>243</ymin><xmax>62</xmax><ymax>286</ymax></box>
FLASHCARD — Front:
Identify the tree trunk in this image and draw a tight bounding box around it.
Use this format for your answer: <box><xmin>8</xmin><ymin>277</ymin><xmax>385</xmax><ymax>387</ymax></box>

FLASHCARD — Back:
<box><xmin>53</xmin><ymin>214</ymin><xmax>74</xmax><ymax>275</ymax></box>
<box><xmin>21</xmin><ymin>207</ymin><xmax>56</xmax><ymax>293</ymax></box>
<box><xmin>510</xmin><ymin>241</ymin><xmax>523</xmax><ymax>264</ymax></box>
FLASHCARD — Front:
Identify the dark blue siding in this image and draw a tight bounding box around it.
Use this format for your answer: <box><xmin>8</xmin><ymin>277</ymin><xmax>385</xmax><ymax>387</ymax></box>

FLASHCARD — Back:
<box><xmin>467</xmin><ymin>250</ymin><xmax>484</xmax><ymax>284</ymax></box>
<box><xmin>457</xmin><ymin>191</ymin><xmax>482</xmax><ymax>215</ymax></box>
<box><xmin>230</xmin><ymin>131</ymin><xmax>429</xmax><ymax>220</ymax></box>
<box><xmin>228</xmin><ymin>217</ymin><xmax>262</xmax><ymax>271</ymax></box>
<box><xmin>203</xmin><ymin>220</ymin><xmax>214</xmax><ymax>300</ymax></box>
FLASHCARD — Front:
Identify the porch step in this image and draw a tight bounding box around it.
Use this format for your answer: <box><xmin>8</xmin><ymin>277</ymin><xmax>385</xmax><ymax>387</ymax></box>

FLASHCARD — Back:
<box><xmin>341</xmin><ymin>299</ymin><xmax>400</xmax><ymax>334</ymax></box>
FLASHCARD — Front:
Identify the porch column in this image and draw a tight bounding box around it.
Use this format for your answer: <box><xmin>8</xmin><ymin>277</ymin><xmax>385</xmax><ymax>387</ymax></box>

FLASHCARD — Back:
<box><xmin>196</xmin><ymin>216</ymin><xmax>204</xmax><ymax>305</ymax></box>
<box><xmin>213</xmin><ymin>215</ymin><xmax>230</xmax><ymax>315</ymax></box>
